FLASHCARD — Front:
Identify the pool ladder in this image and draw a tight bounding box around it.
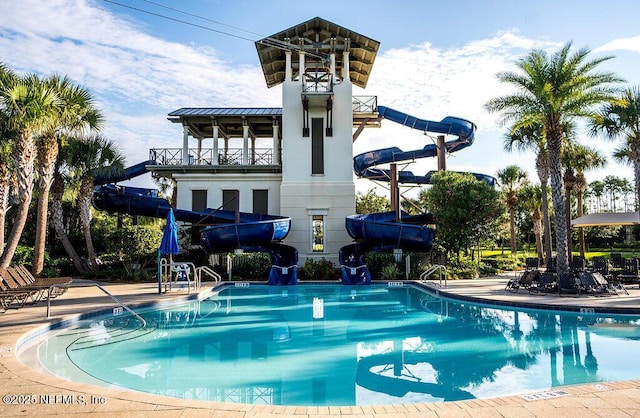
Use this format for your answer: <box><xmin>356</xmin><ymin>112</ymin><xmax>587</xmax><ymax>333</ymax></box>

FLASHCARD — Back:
<box><xmin>420</xmin><ymin>264</ymin><xmax>447</xmax><ymax>287</ymax></box>
<box><xmin>46</xmin><ymin>280</ymin><xmax>147</xmax><ymax>328</ymax></box>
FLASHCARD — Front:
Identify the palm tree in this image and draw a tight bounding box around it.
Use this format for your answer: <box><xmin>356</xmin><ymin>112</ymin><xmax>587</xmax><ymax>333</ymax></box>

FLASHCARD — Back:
<box><xmin>50</xmin><ymin>141</ymin><xmax>91</xmax><ymax>274</ymax></box>
<box><xmin>66</xmin><ymin>134</ymin><xmax>124</xmax><ymax>273</ymax></box>
<box><xmin>496</xmin><ymin>166</ymin><xmax>529</xmax><ymax>255</ymax></box>
<box><xmin>591</xmin><ymin>86</ymin><xmax>640</xmax><ymax>209</ymax></box>
<box><xmin>485</xmin><ymin>43</ymin><xmax>622</xmax><ymax>274</ymax></box>
<box><xmin>503</xmin><ymin>124</ymin><xmax>554</xmax><ymax>264</ymax></box>
<box><xmin>0</xmin><ymin>71</ymin><xmax>61</xmax><ymax>268</ymax></box>
<box><xmin>32</xmin><ymin>75</ymin><xmax>103</xmax><ymax>276</ymax></box>
<box><xmin>561</xmin><ymin>143</ymin><xmax>606</xmax><ymax>258</ymax></box>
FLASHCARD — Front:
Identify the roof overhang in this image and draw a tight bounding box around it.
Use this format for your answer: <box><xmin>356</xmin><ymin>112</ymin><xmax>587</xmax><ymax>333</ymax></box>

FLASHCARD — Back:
<box><xmin>167</xmin><ymin>108</ymin><xmax>282</xmax><ymax>139</ymax></box>
<box><xmin>255</xmin><ymin>17</ymin><xmax>380</xmax><ymax>89</ymax></box>
<box><xmin>571</xmin><ymin>212</ymin><xmax>640</xmax><ymax>227</ymax></box>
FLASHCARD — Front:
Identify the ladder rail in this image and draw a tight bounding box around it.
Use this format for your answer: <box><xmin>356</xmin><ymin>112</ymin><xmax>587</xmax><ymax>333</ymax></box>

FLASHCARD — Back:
<box><xmin>419</xmin><ymin>264</ymin><xmax>447</xmax><ymax>287</ymax></box>
<box><xmin>46</xmin><ymin>280</ymin><xmax>147</xmax><ymax>328</ymax></box>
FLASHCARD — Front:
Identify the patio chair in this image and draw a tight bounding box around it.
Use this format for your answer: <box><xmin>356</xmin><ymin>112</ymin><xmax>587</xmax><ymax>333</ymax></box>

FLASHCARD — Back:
<box><xmin>576</xmin><ymin>271</ymin><xmax>611</xmax><ymax>296</ymax></box>
<box><xmin>15</xmin><ymin>265</ymin><xmax>72</xmax><ymax>290</ymax></box>
<box><xmin>529</xmin><ymin>272</ymin><xmax>557</xmax><ymax>295</ymax></box>
<box><xmin>505</xmin><ymin>257</ymin><xmax>540</xmax><ymax>292</ymax></box>
<box><xmin>0</xmin><ymin>275</ymin><xmax>42</xmax><ymax>308</ymax></box>
<box><xmin>611</xmin><ymin>252</ymin><xmax>624</xmax><ymax>269</ymax></box>
<box><xmin>617</xmin><ymin>258</ymin><xmax>640</xmax><ymax>288</ymax></box>
<box><xmin>570</xmin><ymin>256</ymin><xmax>586</xmax><ymax>273</ymax></box>
<box><xmin>590</xmin><ymin>258</ymin><xmax>628</xmax><ymax>295</ymax></box>
<box><xmin>557</xmin><ymin>272</ymin><xmax>583</xmax><ymax>297</ymax></box>
<box><xmin>591</xmin><ymin>257</ymin><xmax>611</xmax><ymax>277</ymax></box>
<box><xmin>3</xmin><ymin>267</ymin><xmax>71</xmax><ymax>303</ymax></box>
<box><xmin>545</xmin><ymin>256</ymin><xmax>557</xmax><ymax>273</ymax></box>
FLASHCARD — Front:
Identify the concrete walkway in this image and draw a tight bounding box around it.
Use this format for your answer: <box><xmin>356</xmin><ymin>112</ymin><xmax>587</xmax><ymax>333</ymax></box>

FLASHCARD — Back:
<box><xmin>1</xmin><ymin>276</ymin><xmax>639</xmax><ymax>417</ymax></box>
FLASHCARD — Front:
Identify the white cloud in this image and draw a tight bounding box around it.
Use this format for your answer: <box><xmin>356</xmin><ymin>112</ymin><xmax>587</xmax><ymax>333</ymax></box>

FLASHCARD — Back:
<box><xmin>595</xmin><ymin>35</ymin><xmax>640</xmax><ymax>54</ymax></box>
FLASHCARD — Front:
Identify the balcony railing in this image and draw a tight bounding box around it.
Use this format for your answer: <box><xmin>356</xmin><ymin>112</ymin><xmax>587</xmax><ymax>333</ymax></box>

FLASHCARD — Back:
<box><xmin>352</xmin><ymin>96</ymin><xmax>377</xmax><ymax>113</ymax></box>
<box><xmin>150</xmin><ymin>148</ymin><xmax>276</xmax><ymax>166</ymax></box>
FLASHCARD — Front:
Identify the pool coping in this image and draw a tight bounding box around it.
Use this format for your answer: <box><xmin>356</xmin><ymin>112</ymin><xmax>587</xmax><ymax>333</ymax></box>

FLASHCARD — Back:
<box><xmin>2</xmin><ymin>278</ymin><xmax>640</xmax><ymax>416</ymax></box>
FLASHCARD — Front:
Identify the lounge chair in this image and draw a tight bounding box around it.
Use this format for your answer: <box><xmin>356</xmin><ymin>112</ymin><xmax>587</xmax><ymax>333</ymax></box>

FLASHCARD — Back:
<box><xmin>529</xmin><ymin>272</ymin><xmax>557</xmax><ymax>295</ymax></box>
<box><xmin>505</xmin><ymin>259</ymin><xmax>539</xmax><ymax>293</ymax></box>
<box><xmin>592</xmin><ymin>257</ymin><xmax>610</xmax><ymax>277</ymax></box>
<box><xmin>0</xmin><ymin>278</ymin><xmax>42</xmax><ymax>308</ymax></box>
<box><xmin>618</xmin><ymin>258</ymin><xmax>640</xmax><ymax>288</ymax></box>
<box><xmin>589</xmin><ymin>258</ymin><xmax>628</xmax><ymax>295</ymax></box>
<box><xmin>576</xmin><ymin>271</ymin><xmax>612</xmax><ymax>296</ymax></box>
<box><xmin>570</xmin><ymin>256</ymin><xmax>586</xmax><ymax>273</ymax></box>
<box><xmin>557</xmin><ymin>272</ymin><xmax>583</xmax><ymax>297</ymax></box>
<box><xmin>611</xmin><ymin>252</ymin><xmax>624</xmax><ymax>269</ymax></box>
<box><xmin>2</xmin><ymin>266</ymin><xmax>71</xmax><ymax>303</ymax></box>
<box><xmin>505</xmin><ymin>269</ymin><xmax>539</xmax><ymax>292</ymax></box>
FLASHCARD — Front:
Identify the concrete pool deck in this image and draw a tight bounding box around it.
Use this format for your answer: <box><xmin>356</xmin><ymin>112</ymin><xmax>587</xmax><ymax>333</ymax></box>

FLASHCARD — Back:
<box><xmin>0</xmin><ymin>276</ymin><xmax>639</xmax><ymax>417</ymax></box>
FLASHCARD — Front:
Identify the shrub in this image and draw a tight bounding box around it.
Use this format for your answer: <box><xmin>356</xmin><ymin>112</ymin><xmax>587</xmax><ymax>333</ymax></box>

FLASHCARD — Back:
<box><xmin>230</xmin><ymin>253</ymin><xmax>271</xmax><ymax>280</ymax></box>
<box><xmin>299</xmin><ymin>258</ymin><xmax>338</xmax><ymax>280</ymax></box>
<box><xmin>380</xmin><ymin>263</ymin><xmax>400</xmax><ymax>280</ymax></box>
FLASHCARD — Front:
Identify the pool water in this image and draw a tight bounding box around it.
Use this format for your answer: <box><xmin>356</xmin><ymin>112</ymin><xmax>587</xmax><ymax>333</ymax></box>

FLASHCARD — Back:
<box><xmin>30</xmin><ymin>284</ymin><xmax>640</xmax><ymax>406</ymax></box>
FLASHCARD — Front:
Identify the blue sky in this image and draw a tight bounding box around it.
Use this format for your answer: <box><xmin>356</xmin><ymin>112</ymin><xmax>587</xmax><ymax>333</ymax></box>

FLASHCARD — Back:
<box><xmin>2</xmin><ymin>0</ymin><xmax>640</xmax><ymax>194</ymax></box>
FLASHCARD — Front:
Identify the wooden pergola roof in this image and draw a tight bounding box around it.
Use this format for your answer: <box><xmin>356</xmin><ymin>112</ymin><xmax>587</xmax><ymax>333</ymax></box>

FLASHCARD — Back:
<box><xmin>255</xmin><ymin>17</ymin><xmax>380</xmax><ymax>89</ymax></box>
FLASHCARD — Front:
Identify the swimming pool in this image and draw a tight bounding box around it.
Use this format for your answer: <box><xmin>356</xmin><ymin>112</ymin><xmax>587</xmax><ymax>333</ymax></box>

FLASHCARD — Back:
<box><xmin>23</xmin><ymin>283</ymin><xmax>640</xmax><ymax>406</ymax></box>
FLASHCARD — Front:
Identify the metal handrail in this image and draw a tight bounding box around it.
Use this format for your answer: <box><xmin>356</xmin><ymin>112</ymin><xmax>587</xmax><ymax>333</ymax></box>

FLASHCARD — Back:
<box><xmin>195</xmin><ymin>265</ymin><xmax>221</xmax><ymax>285</ymax></box>
<box><xmin>419</xmin><ymin>264</ymin><xmax>447</xmax><ymax>287</ymax></box>
<box><xmin>46</xmin><ymin>280</ymin><xmax>146</xmax><ymax>328</ymax></box>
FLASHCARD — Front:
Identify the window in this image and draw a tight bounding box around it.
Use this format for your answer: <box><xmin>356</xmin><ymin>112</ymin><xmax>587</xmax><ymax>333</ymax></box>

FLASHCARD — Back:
<box><xmin>191</xmin><ymin>190</ymin><xmax>207</xmax><ymax>245</ymax></box>
<box><xmin>253</xmin><ymin>189</ymin><xmax>268</xmax><ymax>215</ymax></box>
<box><xmin>312</xmin><ymin>214</ymin><xmax>324</xmax><ymax>252</ymax></box>
<box><xmin>222</xmin><ymin>189</ymin><xmax>240</xmax><ymax>212</ymax></box>
<box><xmin>311</xmin><ymin>118</ymin><xmax>324</xmax><ymax>174</ymax></box>
<box><xmin>191</xmin><ymin>190</ymin><xmax>207</xmax><ymax>212</ymax></box>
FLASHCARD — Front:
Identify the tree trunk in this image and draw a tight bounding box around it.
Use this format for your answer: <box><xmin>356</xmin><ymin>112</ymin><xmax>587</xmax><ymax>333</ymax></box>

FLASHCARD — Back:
<box><xmin>0</xmin><ymin>174</ymin><xmax>10</xmax><ymax>252</ymax></box>
<box><xmin>0</xmin><ymin>130</ymin><xmax>35</xmax><ymax>268</ymax></box>
<box><xmin>548</xmin><ymin>130</ymin><xmax>569</xmax><ymax>274</ymax></box>
<box><xmin>32</xmin><ymin>135</ymin><xmax>59</xmax><ymax>276</ymax></box>
<box><xmin>78</xmin><ymin>176</ymin><xmax>98</xmax><ymax>273</ymax></box>
<box><xmin>634</xmin><ymin>152</ymin><xmax>640</xmax><ymax>211</ymax></box>
<box><xmin>563</xmin><ymin>169</ymin><xmax>575</xmax><ymax>264</ymax></box>
<box><xmin>51</xmin><ymin>176</ymin><xmax>89</xmax><ymax>274</ymax></box>
<box><xmin>533</xmin><ymin>208</ymin><xmax>544</xmax><ymax>262</ymax></box>
<box><xmin>509</xmin><ymin>207</ymin><xmax>517</xmax><ymax>255</ymax></box>
<box><xmin>536</xmin><ymin>153</ymin><xmax>553</xmax><ymax>265</ymax></box>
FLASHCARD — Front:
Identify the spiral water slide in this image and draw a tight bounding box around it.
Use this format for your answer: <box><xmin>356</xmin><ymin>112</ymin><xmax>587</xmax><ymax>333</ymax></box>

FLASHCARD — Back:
<box><xmin>340</xmin><ymin>106</ymin><xmax>492</xmax><ymax>285</ymax></box>
<box><xmin>92</xmin><ymin>161</ymin><xmax>298</xmax><ymax>285</ymax></box>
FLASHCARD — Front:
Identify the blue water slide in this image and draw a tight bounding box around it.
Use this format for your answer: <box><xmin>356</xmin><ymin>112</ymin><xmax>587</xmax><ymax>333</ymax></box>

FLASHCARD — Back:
<box><xmin>342</xmin><ymin>106</ymin><xmax>493</xmax><ymax>284</ymax></box>
<box><xmin>92</xmin><ymin>162</ymin><xmax>297</xmax><ymax>285</ymax></box>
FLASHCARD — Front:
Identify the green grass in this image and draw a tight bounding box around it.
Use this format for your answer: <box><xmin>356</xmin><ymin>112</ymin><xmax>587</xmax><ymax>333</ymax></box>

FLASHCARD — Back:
<box><xmin>480</xmin><ymin>248</ymin><xmax>640</xmax><ymax>261</ymax></box>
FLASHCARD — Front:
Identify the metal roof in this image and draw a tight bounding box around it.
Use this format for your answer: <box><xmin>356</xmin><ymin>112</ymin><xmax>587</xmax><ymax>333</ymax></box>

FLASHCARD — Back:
<box><xmin>168</xmin><ymin>108</ymin><xmax>283</xmax><ymax>139</ymax></box>
<box><xmin>168</xmin><ymin>108</ymin><xmax>282</xmax><ymax>117</ymax></box>
<box><xmin>255</xmin><ymin>17</ymin><xmax>380</xmax><ymax>89</ymax></box>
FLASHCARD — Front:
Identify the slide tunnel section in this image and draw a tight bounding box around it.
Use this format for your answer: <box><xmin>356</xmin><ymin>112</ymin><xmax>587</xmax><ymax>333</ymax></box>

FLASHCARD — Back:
<box><xmin>92</xmin><ymin>162</ymin><xmax>298</xmax><ymax>285</ymax></box>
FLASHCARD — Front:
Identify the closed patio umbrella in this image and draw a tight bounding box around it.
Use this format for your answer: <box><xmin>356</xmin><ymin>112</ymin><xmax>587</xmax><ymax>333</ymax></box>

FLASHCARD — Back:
<box><xmin>158</xmin><ymin>209</ymin><xmax>179</xmax><ymax>293</ymax></box>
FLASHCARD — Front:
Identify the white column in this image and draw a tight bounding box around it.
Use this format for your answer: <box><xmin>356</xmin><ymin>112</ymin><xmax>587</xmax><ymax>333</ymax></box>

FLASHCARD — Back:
<box><xmin>242</xmin><ymin>120</ymin><xmax>249</xmax><ymax>165</ymax></box>
<box><xmin>272</xmin><ymin>121</ymin><xmax>280</xmax><ymax>165</ymax></box>
<box><xmin>212</xmin><ymin>123</ymin><xmax>219</xmax><ymax>165</ymax></box>
<box><xmin>182</xmin><ymin>125</ymin><xmax>189</xmax><ymax>165</ymax></box>
<box><xmin>299</xmin><ymin>51</ymin><xmax>305</xmax><ymax>85</ymax></box>
<box><xmin>342</xmin><ymin>50</ymin><xmax>350</xmax><ymax>80</ymax></box>
<box><xmin>330</xmin><ymin>52</ymin><xmax>336</xmax><ymax>83</ymax></box>
<box><xmin>285</xmin><ymin>50</ymin><xmax>292</xmax><ymax>81</ymax></box>
<box><xmin>251</xmin><ymin>136</ymin><xmax>256</xmax><ymax>164</ymax></box>
<box><xmin>196</xmin><ymin>138</ymin><xmax>202</xmax><ymax>165</ymax></box>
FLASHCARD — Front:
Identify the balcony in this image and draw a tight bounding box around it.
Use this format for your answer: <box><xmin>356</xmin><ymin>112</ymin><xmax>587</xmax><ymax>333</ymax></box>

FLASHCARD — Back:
<box><xmin>148</xmin><ymin>147</ymin><xmax>281</xmax><ymax>175</ymax></box>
